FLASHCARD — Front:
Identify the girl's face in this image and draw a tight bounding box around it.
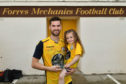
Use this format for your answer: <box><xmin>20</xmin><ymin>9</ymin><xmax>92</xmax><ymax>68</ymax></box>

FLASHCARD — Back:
<box><xmin>66</xmin><ymin>32</ymin><xmax>75</xmax><ymax>44</ymax></box>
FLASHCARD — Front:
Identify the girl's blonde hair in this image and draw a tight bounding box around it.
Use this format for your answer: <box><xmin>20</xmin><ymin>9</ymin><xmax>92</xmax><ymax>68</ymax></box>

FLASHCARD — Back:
<box><xmin>64</xmin><ymin>29</ymin><xmax>84</xmax><ymax>54</ymax></box>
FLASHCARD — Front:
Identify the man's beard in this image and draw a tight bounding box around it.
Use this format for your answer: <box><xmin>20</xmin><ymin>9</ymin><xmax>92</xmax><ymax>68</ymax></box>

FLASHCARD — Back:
<box><xmin>51</xmin><ymin>30</ymin><xmax>60</xmax><ymax>36</ymax></box>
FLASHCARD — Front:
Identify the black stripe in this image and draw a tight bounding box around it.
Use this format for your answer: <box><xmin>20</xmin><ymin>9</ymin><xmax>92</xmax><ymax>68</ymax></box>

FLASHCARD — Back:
<box><xmin>68</xmin><ymin>81</ymin><xmax>72</xmax><ymax>84</ymax></box>
<box><xmin>33</xmin><ymin>41</ymin><xmax>43</xmax><ymax>59</ymax></box>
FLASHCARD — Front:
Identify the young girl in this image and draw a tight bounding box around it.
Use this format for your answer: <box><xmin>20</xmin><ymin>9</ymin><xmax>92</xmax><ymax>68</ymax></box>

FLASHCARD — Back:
<box><xmin>58</xmin><ymin>29</ymin><xmax>83</xmax><ymax>84</ymax></box>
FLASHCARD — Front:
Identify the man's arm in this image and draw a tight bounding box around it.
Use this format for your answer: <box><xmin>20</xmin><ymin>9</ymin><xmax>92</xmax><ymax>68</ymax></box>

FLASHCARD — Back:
<box><xmin>32</xmin><ymin>57</ymin><xmax>49</xmax><ymax>70</ymax></box>
<box><xmin>32</xmin><ymin>57</ymin><xmax>61</xmax><ymax>72</ymax></box>
<box><xmin>32</xmin><ymin>41</ymin><xmax>47</xmax><ymax>70</ymax></box>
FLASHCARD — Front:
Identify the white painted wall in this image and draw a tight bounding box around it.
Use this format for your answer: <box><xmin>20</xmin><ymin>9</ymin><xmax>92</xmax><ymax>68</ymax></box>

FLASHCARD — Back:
<box><xmin>80</xmin><ymin>17</ymin><xmax>126</xmax><ymax>74</ymax></box>
<box><xmin>0</xmin><ymin>17</ymin><xmax>46</xmax><ymax>75</ymax></box>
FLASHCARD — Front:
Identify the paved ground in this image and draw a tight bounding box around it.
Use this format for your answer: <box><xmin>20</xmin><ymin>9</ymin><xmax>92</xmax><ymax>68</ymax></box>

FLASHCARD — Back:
<box><xmin>0</xmin><ymin>72</ymin><xmax>126</xmax><ymax>84</ymax></box>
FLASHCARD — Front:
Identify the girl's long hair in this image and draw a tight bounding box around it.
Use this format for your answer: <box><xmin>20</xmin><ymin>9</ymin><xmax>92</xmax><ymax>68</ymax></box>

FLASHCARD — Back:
<box><xmin>64</xmin><ymin>29</ymin><xmax>84</xmax><ymax>54</ymax></box>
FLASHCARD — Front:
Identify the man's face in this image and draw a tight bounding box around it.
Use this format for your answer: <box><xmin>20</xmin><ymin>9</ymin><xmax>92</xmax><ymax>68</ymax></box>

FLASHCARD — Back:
<box><xmin>50</xmin><ymin>21</ymin><xmax>62</xmax><ymax>36</ymax></box>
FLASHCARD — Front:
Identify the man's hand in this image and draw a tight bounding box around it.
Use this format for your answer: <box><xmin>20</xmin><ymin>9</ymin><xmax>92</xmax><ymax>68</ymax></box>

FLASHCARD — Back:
<box><xmin>65</xmin><ymin>68</ymin><xmax>76</xmax><ymax>75</ymax></box>
<box><xmin>48</xmin><ymin>66</ymin><xmax>62</xmax><ymax>72</ymax></box>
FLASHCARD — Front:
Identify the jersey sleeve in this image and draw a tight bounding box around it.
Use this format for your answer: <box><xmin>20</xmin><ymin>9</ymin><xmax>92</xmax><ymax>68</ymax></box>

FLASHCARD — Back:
<box><xmin>75</xmin><ymin>43</ymin><xmax>82</xmax><ymax>56</ymax></box>
<box><xmin>33</xmin><ymin>41</ymin><xmax>43</xmax><ymax>59</ymax></box>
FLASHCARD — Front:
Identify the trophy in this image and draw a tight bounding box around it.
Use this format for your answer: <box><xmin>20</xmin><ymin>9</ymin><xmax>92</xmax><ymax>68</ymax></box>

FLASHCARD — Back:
<box><xmin>51</xmin><ymin>54</ymin><xmax>64</xmax><ymax>69</ymax></box>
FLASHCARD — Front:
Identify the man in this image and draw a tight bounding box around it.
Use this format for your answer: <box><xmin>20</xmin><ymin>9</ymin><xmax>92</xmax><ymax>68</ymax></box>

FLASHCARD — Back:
<box><xmin>32</xmin><ymin>17</ymin><xmax>75</xmax><ymax>84</ymax></box>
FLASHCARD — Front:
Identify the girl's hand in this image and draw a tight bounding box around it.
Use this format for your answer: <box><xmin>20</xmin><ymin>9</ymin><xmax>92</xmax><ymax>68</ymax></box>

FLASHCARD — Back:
<box><xmin>66</xmin><ymin>68</ymin><xmax>76</xmax><ymax>75</ymax></box>
<box><xmin>65</xmin><ymin>64</ymin><xmax>70</xmax><ymax>68</ymax></box>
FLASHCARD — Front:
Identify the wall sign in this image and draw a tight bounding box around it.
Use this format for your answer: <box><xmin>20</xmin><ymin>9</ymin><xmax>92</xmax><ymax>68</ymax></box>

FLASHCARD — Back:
<box><xmin>0</xmin><ymin>6</ymin><xmax>126</xmax><ymax>17</ymax></box>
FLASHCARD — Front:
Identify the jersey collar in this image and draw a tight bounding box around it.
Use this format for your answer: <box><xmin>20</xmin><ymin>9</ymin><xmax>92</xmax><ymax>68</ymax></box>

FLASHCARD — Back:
<box><xmin>49</xmin><ymin>37</ymin><xmax>60</xmax><ymax>44</ymax></box>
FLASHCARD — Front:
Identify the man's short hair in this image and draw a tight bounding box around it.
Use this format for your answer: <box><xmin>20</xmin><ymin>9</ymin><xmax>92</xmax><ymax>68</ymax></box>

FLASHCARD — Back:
<box><xmin>49</xmin><ymin>17</ymin><xmax>61</xmax><ymax>25</ymax></box>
